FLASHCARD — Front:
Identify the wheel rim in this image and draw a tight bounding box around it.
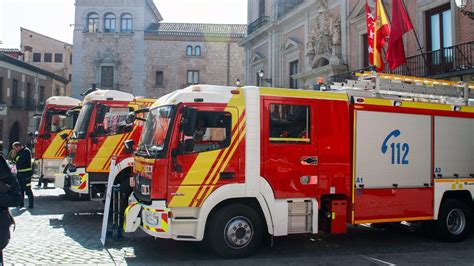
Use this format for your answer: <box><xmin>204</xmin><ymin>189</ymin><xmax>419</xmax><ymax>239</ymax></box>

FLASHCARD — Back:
<box><xmin>446</xmin><ymin>208</ymin><xmax>466</xmax><ymax>235</ymax></box>
<box><xmin>224</xmin><ymin>216</ymin><xmax>254</xmax><ymax>249</ymax></box>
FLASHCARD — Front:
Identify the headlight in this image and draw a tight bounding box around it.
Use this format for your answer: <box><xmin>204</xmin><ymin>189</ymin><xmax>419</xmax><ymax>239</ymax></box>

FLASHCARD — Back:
<box><xmin>71</xmin><ymin>175</ymin><xmax>82</xmax><ymax>186</ymax></box>
<box><xmin>140</xmin><ymin>184</ymin><xmax>150</xmax><ymax>195</ymax></box>
<box><xmin>143</xmin><ymin>210</ymin><xmax>161</xmax><ymax>227</ymax></box>
<box><xmin>143</xmin><ymin>165</ymin><xmax>153</xmax><ymax>178</ymax></box>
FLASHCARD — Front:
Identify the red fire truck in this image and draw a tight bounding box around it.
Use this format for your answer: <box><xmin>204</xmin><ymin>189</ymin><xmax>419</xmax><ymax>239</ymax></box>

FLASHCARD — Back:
<box><xmin>56</xmin><ymin>90</ymin><xmax>154</xmax><ymax>200</ymax></box>
<box><xmin>33</xmin><ymin>96</ymin><xmax>81</xmax><ymax>188</ymax></box>
<box><xmin>124</xmin><ymin>74</ymin><xmax>474</xmax><ymax>257</ymax></box>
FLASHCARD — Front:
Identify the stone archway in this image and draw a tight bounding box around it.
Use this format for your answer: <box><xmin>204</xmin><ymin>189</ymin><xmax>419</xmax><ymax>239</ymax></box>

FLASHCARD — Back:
<box><xmin>9</xmin><ymin>121</ymin><xmax>20</xmax><ymax>150</ymax></box>
<box><xmin>311</xmin><ymin>55</ymin><xmax>330</xmax><ymax>69</ymax></box>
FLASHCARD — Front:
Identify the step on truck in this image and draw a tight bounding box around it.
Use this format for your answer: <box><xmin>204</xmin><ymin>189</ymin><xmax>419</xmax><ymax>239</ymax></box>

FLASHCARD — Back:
<box><xmin>57</xmin><ymin>89</ymin><xmax>155</xmax><ymax>200</ymax></box>
<box><xmin>33</xmin><ymin>96</ymin><xmax>81</xmax><ymax>188</ymax></box>
<box><xmin>124</xmin><ymin>74</ymin><xmax>474</xmax><ymax>257</ymax></box>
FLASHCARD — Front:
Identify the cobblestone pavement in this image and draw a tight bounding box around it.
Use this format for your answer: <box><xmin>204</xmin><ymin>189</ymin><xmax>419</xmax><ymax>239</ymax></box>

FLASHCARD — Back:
<box><xmin>3</xmin><ymin>186</ymin><xmax>474</xmax><ymax>265</ymax></box>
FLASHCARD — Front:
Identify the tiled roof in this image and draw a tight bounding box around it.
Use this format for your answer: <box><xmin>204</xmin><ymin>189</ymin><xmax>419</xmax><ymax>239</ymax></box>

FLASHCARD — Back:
<box><xmin>146</xmin><ymin>23</ymin><xmax>247</xmax><ymax>38</ymax></box>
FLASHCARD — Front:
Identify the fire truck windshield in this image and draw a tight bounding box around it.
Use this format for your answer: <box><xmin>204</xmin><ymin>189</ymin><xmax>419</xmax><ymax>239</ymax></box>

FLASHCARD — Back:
<box><xmin>43</xmin><ymin>108</ymin><xmax>76</xmax><ymax>133</ymax></box>
<box><xmin>138</xmin><ymin>105</ymin><xmax>175</xmax><ymax>157</ymax></box>
<box><xmin>73</xmin><ymin>103</ymin><xmax>93</xmax><ymax>139</ymax></box>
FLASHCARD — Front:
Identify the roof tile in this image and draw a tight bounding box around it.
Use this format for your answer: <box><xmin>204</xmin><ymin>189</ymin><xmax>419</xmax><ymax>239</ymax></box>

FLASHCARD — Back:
<box><xmin>146</xmin><ymin>22</ymin><xmax>247</xmax><ymax>37</ymax></box>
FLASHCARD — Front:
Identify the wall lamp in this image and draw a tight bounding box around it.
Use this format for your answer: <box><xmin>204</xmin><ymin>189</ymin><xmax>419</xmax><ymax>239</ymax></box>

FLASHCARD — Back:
<box><xmin>455</xmin><ymin>0</ymin><xmax>474</xmax><ymax>20</ymax></box>
<box><xmin>258</xmin><ymin>70</ymin><xmax>272</xmax><ymax>84</ymax></box>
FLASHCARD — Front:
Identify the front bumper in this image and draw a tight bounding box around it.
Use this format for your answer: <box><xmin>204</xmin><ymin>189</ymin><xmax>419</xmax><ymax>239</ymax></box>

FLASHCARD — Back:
<box><xmin>36</xmin><ymin>159</ymin><xmax>63</xmax><ymax>181</ymax></box>
<box><xmin>66</xmin><ymin>167</ymin><xmax>88</xmax><ymax>194</ymax></box>
<box><xmin>124</xmin><ymin>196</ymin><xmax>171</xmax><ymax>239</ymax></box>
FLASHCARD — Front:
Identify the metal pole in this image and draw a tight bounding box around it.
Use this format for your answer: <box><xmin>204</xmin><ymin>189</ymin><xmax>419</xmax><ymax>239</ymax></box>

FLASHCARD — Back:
<box><xmin>400</xmin><ymin>0</ymin><xmax>429</xmax><ymax>67</ymax></box>
<box><xmin>464</xmin><ymin>83</ymin><xmax>469</xmax><ymax>105</ymax></box>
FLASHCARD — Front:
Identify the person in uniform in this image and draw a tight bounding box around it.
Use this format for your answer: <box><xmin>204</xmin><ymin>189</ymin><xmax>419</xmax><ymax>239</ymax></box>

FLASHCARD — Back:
<box><xmin>12</xmin><ymin>142</ymin><xmax>34</xmax><ymax>209</ymax></box>
<box><xmin>0</xmin><ymin>141</ymin><xmax>21</xmax><ymax>264</ymax></box>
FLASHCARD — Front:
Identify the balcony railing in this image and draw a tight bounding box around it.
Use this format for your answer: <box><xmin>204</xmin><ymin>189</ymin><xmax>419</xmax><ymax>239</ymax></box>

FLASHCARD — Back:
<box><xmin>247</xmin><ymin>16</ymin><xmax>270</xmax><ymax>35</ymax></box>
<box><xmin>330</xmin><ymin>41</ymin><xmax>474</xmax><ymax>82</ymax></box>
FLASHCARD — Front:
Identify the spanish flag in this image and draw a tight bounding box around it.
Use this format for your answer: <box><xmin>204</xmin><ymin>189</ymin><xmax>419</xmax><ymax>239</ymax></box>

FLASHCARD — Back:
<box><xmin>373</xmin><ymin>0</ymin><xmax>390</xmax><ymax>71</ymax></box>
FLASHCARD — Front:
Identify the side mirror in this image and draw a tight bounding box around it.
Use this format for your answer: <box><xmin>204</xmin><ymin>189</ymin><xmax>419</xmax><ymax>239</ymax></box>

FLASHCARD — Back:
<box><xmin>183</xmin><ymin>139</ymin><xmax>194</xmax><ymax>153</ymax></box>
<box><xmin>95</xmin><ymin>104</ymin><xmax>107</xmax><ymax>123</ymax></box>
<box><xmin>171</xmin><ymin>148</ymin><xmax>182</xmax><ymax>172</ymax></box>
<box><xmin>124</xmin><ymin>139</ymin><xmax>135</xmax><ymax>154</ymax></box>
<box><xmin>66</xmin><ymin>110</ymin><xmax>75</xmax><ymax>117</ymax></box>
<box><xmin>60</xmin><ymin>133</ymin><xmax>69</xmax><ymax>140</ymax></box>
<box><xmin>68</xmin><ymin>164</ymin><xmax>77</xmax><ymax>173</ymax></box>
<box><xmin>135</xmin><ymin>108</ymin><xmax>150</xmax><ymax>114</ymax></box>
<box><xmin>183</xmin><ymin>107</ymin><xmax>197</xmax><ymax>137</ymax></box>
<box><xmin>125</xmin><ymin>112</ymin><xmax>136</xmax><ymax>124</ymax></box>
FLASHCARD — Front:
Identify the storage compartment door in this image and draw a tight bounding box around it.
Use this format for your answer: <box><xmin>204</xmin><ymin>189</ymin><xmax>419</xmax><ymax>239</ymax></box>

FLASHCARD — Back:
<box><xmin>353</xmin><ymin>110</ymin><xmax>433</xmax><ymax>223</ymax></box>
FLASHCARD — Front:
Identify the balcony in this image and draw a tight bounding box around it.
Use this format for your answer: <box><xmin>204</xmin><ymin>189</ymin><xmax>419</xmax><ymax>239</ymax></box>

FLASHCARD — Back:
<box><xmin>330</xmin><ymin>41</ymin><xmax>474</xmax><ymax>82</ymax></box>
<box><xmin>247</xmin><ymin>16</ymin><xmax>270</xmax><ymax>35</ymax></box>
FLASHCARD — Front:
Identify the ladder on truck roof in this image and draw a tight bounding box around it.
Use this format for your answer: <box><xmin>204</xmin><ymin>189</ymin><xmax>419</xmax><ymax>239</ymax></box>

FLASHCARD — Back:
<box><xmin>329</xmin><ymin>72</ymin><xmax>474</xmax><ymax>106</ymax></box>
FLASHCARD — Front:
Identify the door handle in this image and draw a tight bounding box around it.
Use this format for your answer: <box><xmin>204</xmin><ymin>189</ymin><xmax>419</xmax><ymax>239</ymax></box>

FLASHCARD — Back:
<box><xmin>219</xmin><ymin>172</ymin><xmax>235</xmax><ymax>180</ymax></box>
<box><xmin>300</xmin><ymin>156</ymin><xmax>318</xmax><ymax>165</ymax></box>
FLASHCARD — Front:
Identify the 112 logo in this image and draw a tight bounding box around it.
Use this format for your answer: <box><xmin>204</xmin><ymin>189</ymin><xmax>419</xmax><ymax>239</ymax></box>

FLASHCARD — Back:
<box><xmin>381</xmin><ymin>129</ymin><xmax>410</xmax><ymax>165</ymax></box>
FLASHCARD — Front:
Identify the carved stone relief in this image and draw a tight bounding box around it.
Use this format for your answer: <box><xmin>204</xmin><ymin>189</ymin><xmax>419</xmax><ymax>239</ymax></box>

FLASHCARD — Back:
<box><xmin>306</xmin><ymin>0</ymin><xmax>343</xmax><ymax>68</ymax></box>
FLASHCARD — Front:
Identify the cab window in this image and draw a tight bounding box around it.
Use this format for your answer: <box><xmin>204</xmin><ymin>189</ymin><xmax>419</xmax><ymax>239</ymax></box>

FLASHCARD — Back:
<box><xmin>95</xmin><ymin>105</ymin><xmax>133</xmax><ymax>136</ymax></box>
<box><xmin>45</xmin><ymin>110</ymin><xmax>75</xmax><ymax>133</ymax></box>
<box><xmin>184</xmin><ymin>111</ymin><xmax>231</xmax><ymax>153</ymax></box>
<box><xmin>269</xmin><ymin>104</ymin><xmax>310</xmax><ymax>143</ymax></box>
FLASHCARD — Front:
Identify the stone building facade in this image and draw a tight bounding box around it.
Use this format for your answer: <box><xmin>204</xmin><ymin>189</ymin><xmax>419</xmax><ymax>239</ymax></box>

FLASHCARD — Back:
<box><xmin>241</xmin><ymin>0</ymin><xmax>474</xmax><ymax>89</ymax></box>
<box><xmin>72</xmin><ymin>0</ymin><xmax>246</xmax><ymax>99</ymax></box>
<box><xmin>0</xmin><ymin>53</ymin><xmax>68</xmax><ymax>150</ymax></box>
<box><xmin>20</xmin><ymin>28</ymin><xmax>73</xmax><ymax>96</ymax></box>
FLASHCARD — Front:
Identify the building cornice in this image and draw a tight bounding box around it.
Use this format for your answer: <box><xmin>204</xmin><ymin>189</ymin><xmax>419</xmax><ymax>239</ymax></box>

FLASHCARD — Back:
<box><xmin>0</xmin><ymin>54</ymin><xmax>69</xmax><ymax>84</ymax></box>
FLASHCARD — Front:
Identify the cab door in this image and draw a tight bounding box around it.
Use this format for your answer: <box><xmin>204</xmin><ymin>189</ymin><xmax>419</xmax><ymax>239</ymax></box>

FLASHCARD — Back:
<box><xmin>261</xmin><ymin>98</ymin><xmax>318</xmax><ymax>199</ymax></box>
<box><xmin>168</xmin><ymin>104</ymin><xmax>241</xmax><ymax>208</ymax></box>
<box><xmin>86</xmin><ymin>102</ymin><xmax>133</xmax><ymax>173</ymax></box>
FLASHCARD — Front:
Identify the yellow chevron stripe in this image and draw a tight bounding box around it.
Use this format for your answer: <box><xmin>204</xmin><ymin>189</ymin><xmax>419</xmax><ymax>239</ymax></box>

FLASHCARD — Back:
<box><xmin>86</xmin><ymin>133</ymin><xmax>127</xmax><ymax>172</ymax></box>
<box><xmin>199</xmin><ymin>127</ymin><xmax>246</xmax><ymax>205</ymax></box>
<box><xmin>169</xmin><ymin>92</ymin><xmax>245</xmax><ymax>208</ymax></box>
<box><xmin>192</xmin><ymin>121</ymin><xmax>246</xmax><ymax>207</ymax></box>
<box><xmin>43</xmin><ymin>129</ymin><xmax>71</xmax><ymax>159</ymax></box>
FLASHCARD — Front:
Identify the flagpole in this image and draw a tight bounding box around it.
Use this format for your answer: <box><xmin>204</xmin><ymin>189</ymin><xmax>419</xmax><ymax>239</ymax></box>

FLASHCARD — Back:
<box><xmin>400</xmin><ymin>0</ymin><xmax>428</xmax><ymax>68</ymax></box>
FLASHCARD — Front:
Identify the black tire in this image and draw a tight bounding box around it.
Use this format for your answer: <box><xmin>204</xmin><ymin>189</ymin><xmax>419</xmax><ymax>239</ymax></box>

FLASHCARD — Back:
<box><xmin>433</xmin><ymin>199</ymin><xmax>471</xmax><ymax>242</ymax></box>
<box><xmin>207</xmin><ymin>204</ymin><xmax>263</xmax><ymax>258</ymax></box>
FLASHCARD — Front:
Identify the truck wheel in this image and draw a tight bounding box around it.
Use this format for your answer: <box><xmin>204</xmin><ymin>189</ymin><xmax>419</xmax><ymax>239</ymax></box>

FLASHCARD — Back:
<box><xmin>207</xmin><ymin>204</ymin><xmax>263</xmax><ymax>258</ymax></box>
<box><xmin>433</xmin><ymin>199</ymin><xmax>471</xmax><ymax>242</ymax></box>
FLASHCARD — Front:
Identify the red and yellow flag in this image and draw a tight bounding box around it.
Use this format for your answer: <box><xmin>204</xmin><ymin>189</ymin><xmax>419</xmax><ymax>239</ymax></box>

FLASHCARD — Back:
<box><xmin>365</xmin><ymin>0</ymin><xmax>375</xmax><ymax>66</ymax></box>
<box><xmin>386</xmin><ymin>0</ymin><xmax>414</xmax><ymax>70</ymax></box>
<box><xmin>373</xmin><ymin>0</ymin><xmax>390</xmax><ymax>71</ymax></box>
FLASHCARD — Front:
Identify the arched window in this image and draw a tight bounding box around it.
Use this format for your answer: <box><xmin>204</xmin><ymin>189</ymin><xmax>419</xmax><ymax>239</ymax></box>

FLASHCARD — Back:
<box><xmin>87</xmin><ymin>13</ymin><xmax>99</xmax><ymax>33</ymax></box>
<box><xmin>121</xmin><ymin>13</ymin><xmax>133</xmax><ymax>32</ymax></box>
<box><xmin>104</xmin><ymin>13</ymin><xmax>116</xmax><ymax>32</ymax></box>
<box><xmin>194</xmin><ymin>46</ymin><xmax>201</xmax><ymax>56</ymax></box>
<box><xmin>186</xmin><ymin>45</ymin><xmax>193</xmax><ymax>56</ymax></box>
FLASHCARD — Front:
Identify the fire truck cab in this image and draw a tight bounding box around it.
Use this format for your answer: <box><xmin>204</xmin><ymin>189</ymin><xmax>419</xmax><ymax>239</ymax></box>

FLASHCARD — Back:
<box><xmin>58</xmin><ymin>90</ymin><xmax>154</xmax><ymax>200</ymax></box>
<box><xmin>125</xmin><ymin>77</ymin><xmax>474</xmax><ymax>257</ymax></box>
<box><xmin>33</xmin><ymin>96</ymin><xmax>81</xmax><ymax>187</ymax></box>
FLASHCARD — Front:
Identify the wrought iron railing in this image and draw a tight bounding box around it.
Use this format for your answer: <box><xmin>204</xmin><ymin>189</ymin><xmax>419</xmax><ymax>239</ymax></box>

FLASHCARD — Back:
<box><xmin>330</xmin><ymin>41</ymin><xmax>474</xmax><ymax>82</ymax></box>
<box><xmin>247</xmin><ymin>16</ymin><xmax>270</xmax><ymax>35</ymax></box>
